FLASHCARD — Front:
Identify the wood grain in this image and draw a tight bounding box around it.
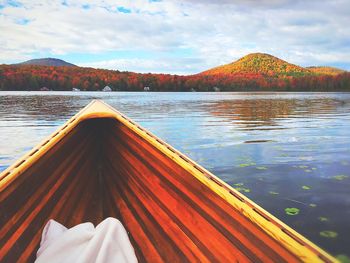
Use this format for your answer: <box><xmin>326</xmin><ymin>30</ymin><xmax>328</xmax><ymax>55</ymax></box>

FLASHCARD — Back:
<box><xmin>0</xmin><ymin>118</ymin><xmax>304</xmax><ymax>262</ymax></box>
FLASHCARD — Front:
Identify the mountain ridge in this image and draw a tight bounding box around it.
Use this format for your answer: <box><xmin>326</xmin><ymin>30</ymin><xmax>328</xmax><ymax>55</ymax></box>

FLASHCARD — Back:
<box><xmin>17</xmin><ymin>58</ymin><xmax>77</xmax><ymax>67</ymax></box>
<box><xmin>13</xmin><ymin>54</ymin><xmax>346</xmax><ymax>76</ymax></box>
<box><xmin>1</xmin><ymin>55</ymin><xmax>349</xmax><ymax>92</ymax></box>
<box><xmin>201</xmin><ymin>53</ymin><xmax>346</xmax><ymax>77</ymax></box>
<box><xmin>306</xmin><ymin>66</ymin><xmax>346</xmax><ymax>76</ymax></box>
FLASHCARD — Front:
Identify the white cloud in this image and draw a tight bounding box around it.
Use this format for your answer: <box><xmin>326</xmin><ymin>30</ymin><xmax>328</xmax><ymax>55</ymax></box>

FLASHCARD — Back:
<box><xmin>0</xmin><ymin>0</ymin><xmax>349</xmax><ymax>72</ymax></box>
<box><xmin>78</xmin><ymin>57</ymin><xmax>207</xmax><ymax>75</ymax></box>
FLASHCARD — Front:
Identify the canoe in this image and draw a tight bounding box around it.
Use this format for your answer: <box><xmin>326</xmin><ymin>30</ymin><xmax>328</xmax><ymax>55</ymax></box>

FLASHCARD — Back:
<box><xmin>0</xmin><ymin>100</ymin><xmax>335</xmax><ymax>262</ymax></box>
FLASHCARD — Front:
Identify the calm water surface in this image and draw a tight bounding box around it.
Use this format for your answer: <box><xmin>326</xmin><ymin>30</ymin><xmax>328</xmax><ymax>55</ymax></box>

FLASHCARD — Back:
<box><xmin>1</xmin><ymin>91</ymin><xmax>350</xmax><ymax>258</ymax></box>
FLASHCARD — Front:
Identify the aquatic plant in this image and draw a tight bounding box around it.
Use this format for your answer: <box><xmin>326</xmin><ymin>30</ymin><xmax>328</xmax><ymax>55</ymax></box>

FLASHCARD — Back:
<box><xmin>234</xmin><ymin>186</ymin><xmax>251</xmax><ymax>193</ymax></box>
<box><xmin>302</xmin><ymin>185</ymin><xmax>311</xmax><ymax>190</ymax></box>
<box><xmin>256</xmin><ymin>166</ymin><xmax>267</xmax><ymax>170</ymax></box>
<box><xmin>238</xmin><ymin>162</ymin><xmax>256</xmax><ymax>167</ymax></box>
<box><xmin>333</xmin><ymin>175</ymin><xmax>349</xmax><ymax>181</ymax></box>
<box><xmin>269</xmin><ymin>191</ymin><xmax>279</xmax><ymax>195</ymax></box>
<box><xmin>273</xmin><ymin>146</ymin><xmax>283</xmax><ymax>150</ymax></box>
<box><xmin>336</xmin><ymin>254</ymin><xmax>350</xmax><ymax>263</ymax></box>
<box><xmin>318</xmin><ymin>217</ymin><xmax>329</xmax><ymax>222</ymax></box>
<box><xmin>320</xmin><ymin>231</ymin><xmax>338</xmax><ymax>238</ymax></box>
<box><xmin>285</xmin><ymin>207</ymin><xmax>300</xmax><ymax>216</ymax></box>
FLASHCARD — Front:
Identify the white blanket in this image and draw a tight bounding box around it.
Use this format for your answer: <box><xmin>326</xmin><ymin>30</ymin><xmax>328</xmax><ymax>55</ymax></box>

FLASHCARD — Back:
<box><xmin>36</xmin><ymin>217</ymin><xmax>138</xmax><ymax>263</ymax></box>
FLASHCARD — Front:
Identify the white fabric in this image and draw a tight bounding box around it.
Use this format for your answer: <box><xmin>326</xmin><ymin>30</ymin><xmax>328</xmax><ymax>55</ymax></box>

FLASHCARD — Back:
<box><xmin>36</xmin><ymin>217</ymin><xmax>138</xmax><ymax>263</ymax></box>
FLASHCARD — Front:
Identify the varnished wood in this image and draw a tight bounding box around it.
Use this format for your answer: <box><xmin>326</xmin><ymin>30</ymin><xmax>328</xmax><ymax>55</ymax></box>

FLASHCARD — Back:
<box><xmin>0</xmin><ymin>108</ymin><xmax>335</xmax><ymax>263</ymax></box>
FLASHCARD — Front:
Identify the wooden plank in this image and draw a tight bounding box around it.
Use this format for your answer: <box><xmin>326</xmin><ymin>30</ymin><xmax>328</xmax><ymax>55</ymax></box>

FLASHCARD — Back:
<box><xmin>103</xmin><ymin>160</ymin><xmax>164</xmax><ymax>263</ymax></box>
<box><xmin>107</xmin><ymin>135</ymin><xmax>255</xmax><ymax>262</ymax></box>
<box><xmin>16</xmin><ymin>151</ymin><xmax>95</xmax><ymax>263</ymax></box>
<box><xmin>0</xmin><ymin>130</ymin><xmax>92</xmax><ymax>242</ymax></box>
<box><xmin>107</xmin><ymin>157</ymin><xmax>214</xmax><ymax>262</ymax></box>
<box><xmin>0</xmin><ymin>123</ymin><xmax>96</xmax><ymax>262</ymax></box>
<box><xmin>110</xmin><ymin>121</ymin><xmax>298</xmax><ymax>262</ymax></box>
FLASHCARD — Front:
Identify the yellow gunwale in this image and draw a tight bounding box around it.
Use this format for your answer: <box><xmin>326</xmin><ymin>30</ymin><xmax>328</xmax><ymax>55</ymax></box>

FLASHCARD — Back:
<box><xmin>0</xmin><ymin>99</ymin><xmax>336</xmax><ymax>262</ymax></box>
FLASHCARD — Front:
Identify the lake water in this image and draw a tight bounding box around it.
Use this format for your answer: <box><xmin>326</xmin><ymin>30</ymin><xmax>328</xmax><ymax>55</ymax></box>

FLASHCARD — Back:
<box><xmin>1</xmin><ymin>91</ymin><xmax>349</xmax><ymax>259</ymax></box>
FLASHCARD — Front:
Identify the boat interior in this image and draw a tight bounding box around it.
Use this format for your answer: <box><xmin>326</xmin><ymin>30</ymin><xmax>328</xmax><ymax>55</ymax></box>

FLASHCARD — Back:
<box><xmin>0</xmin><ymin>116</ymin><xmax>332</xmax><ymax>262</ymax></box>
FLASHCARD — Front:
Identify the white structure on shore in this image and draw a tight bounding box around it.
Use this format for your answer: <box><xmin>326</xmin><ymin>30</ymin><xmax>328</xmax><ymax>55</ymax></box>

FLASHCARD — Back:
<box><xmin>102</xmin><ymin>86</ymin><xmax>112</xmax><ymax>92</ymax></box>
<box><xmin>144</xmin><ymin>86</ymin><xmax>150</xmax><ymax>91</ymax></box>
<box><xmin>72</xmin><ymin>87</ymin><xmax>80</xmax><ymax>92</ymax></box>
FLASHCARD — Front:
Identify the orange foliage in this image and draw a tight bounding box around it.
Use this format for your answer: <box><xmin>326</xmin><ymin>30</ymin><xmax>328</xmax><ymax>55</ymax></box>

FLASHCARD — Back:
<box><xmin>0</xmin><ymin>64</ymin><xmax>349</xmax><ymax>92</ymax></box>
<box><xmin>201</xmin><ymin>53</ymin><xmax>311</xmax><ymax>77</ymax></box>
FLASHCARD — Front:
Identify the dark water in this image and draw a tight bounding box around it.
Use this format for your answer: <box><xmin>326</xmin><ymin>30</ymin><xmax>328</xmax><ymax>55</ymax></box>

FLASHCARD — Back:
<box><xmin>0</xmin><ymin>91</ymin><xmax>349</xmax><ymax>259</ymax></box>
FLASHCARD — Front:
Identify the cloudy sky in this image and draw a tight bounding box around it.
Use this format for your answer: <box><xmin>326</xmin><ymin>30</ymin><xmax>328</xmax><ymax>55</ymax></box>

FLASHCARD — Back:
<box><xmin>0</xmin><ymin>0</ymin><xmax>349</xmax><ymax>74</ymax></box>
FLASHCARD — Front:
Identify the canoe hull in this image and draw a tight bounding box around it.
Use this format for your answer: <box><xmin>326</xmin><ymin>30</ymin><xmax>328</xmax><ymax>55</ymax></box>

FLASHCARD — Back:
<box><xmin>0</xmin><ymin>100</ymin><xmax>335</xmax><ymax>262</ymax></box>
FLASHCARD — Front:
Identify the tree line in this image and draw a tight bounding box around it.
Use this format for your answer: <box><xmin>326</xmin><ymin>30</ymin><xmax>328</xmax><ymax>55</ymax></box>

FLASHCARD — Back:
<box><xmin>0</xmin><ymin>64</ymin><xmax>349</xmax><ymax>92</ymax></box>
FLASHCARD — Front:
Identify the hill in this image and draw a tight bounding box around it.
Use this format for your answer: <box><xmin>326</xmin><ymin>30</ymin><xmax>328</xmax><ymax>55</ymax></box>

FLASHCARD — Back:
<box><xmin>17</xmin><ymin>58</ymin><xmax>77</xmax><ymax>67</ymax></box>
<box><xmin>306</xmin><ymin>66</ymin><xmax>346</xmax><ymax>76</ymax></box>
<box><xmin>0</xmin><ymin>62</ymin><xmax>349</xmax><ymax>92</ymax></box>
<box><xmin>201</xmin><ymin>53</ymin><xmax>311</xmax><ymax>77</ymax></box>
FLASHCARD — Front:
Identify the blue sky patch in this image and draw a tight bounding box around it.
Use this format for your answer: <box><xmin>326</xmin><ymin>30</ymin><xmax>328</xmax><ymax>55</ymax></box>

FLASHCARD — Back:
<box><xmin>28</xmin><ymin>47</ymin><xmax>196</xmax><ymax>66</ymax></box>
<box><xmin>117</xmin><ymin>6</ymin><xmax>131</xmax><ymax>14</ymax></box>
<box><xmin>6</xmin><ymin>0</ymin><xmax>22</xmax><ymax>8</ymax></box>
<box><xmin>15</xmin><ymin>18</ymin><xmax>30</xmax><ymax>25</ymax></box>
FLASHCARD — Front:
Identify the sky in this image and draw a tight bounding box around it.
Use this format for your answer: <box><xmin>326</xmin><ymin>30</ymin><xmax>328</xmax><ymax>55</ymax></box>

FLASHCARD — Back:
<box><xmin>0</xmin><ymin>0</ymin><xmax>349</xmax><ymax>75</ymax></box>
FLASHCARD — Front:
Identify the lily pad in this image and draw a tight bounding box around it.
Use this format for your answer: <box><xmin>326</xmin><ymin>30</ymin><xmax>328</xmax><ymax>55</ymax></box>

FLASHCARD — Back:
<box><xmin>304</xmin><ymin>169</ymin><xmax>312</xmax><ymax>173</ymax></box>
<box><xmin>269</xmin><ymin>191</ymin><xmax>279</xmax><ymax>195</ymax></box>
<box><xmin>273</xmin><ymin>146</ymin><xmax>283</xmax><ymax>150</ymax></box>
<box><xmin>309</xmin><ymin>203</ymin><xmax>317</xmax><ymax>208</ymax></box>
<box><xmin>234</xmin><ymin>183</ymin><xmax>244</xmax><ymax>186</ymax></box>
<box><xmin>299</xmin><ymin>156</ymin><xmax>313</xmax><ymax>161</ymax></box>
<box><xmin>238</xmin><ymin>162</ymin><xmax>256</xmax><ymax>168</ymax></box>
<box><xmin>320</xmin><ymin>230</ymin><xmax>338</xmax><ymax>238</ymax></box>
<box><xmin>285</xmin><ymin>207</ymin><xmax>300</xmax><ymax>216</ymax></box>
<box><xmin>299</xmin><ymin>165</ymin><xmax>308</xmax><ymax>169</ymax></box>
<box><xmin>336</xmin><ymin>254</ymin><xmax>350</xmax><ymax>263</ymax></box>
<box><xmin>302</xmin><ymin>185</ymin><xmax>311</xmax><ymax>190</ymax></box>
<box><xmin>256</xmin><ymin>166</ymin><xmax>267</xmax><ymax>170</ymax></box>
<box><xmin>318</xmin><ymin>217</ymin><xmax>329</xmax><ymax>222</ymax></box>
<box><xmin>333</xmin><ymin>175</ymin><xmax>349</xmax><ymax>181</ymax></box>
<box><xmin>235</xmin><ymin>187</ymin><xmax>251</xmax><ymax>193</ymax></box>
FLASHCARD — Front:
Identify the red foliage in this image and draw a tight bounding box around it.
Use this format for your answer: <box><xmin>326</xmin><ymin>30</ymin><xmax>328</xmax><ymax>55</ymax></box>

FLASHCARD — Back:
<box><xmin>0</xmin><ymin>64</ymin><xmax>349</xmax><ymax>92</ymax></box>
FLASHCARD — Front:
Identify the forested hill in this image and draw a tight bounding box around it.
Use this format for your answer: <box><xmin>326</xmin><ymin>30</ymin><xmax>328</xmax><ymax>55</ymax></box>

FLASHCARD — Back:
<box><xmin>17</xmin><ymin>58</ymin><xmax>77</xmax><ymax>67</ymax></box>
<box><xmin>0</xmin><ymin>54</ymin><xmax>349</xmax><ymax>92</ymax></box>
<box><xmin>201</xmin><ymin>53</ymin><xmax>310</xmax><ymax>77</ymax></box>
<box><xmin>307</xmin><ymin>66</ymin><xmax>346</xmax><ymax>76</ymax></box>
